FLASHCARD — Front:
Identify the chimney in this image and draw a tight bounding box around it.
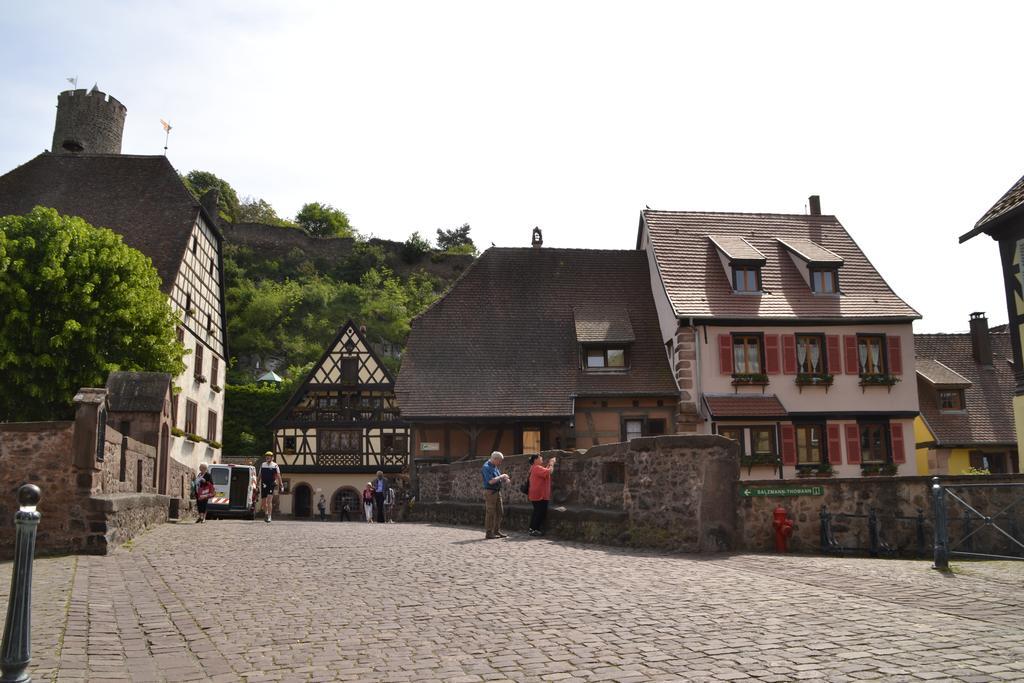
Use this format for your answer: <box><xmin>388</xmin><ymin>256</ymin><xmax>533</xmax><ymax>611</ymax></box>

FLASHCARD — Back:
<box><xmin>808</xmin><ymin>195</ymin><xmax>821</xmax><ymax>216</ymax></box>
<box><xmin>199</xmin><ymin>189</ymin><xmax>220</xmax><ymax>224</ymax></box>
<box><xmin>532</xmin><ymin>226</ymin><xmax>543</xmax><ymax>249</ymax></box>
<box><xmin>969</xmin><ymin>312</ymin><xmax>993</xmax><ymax>365</ymax></box>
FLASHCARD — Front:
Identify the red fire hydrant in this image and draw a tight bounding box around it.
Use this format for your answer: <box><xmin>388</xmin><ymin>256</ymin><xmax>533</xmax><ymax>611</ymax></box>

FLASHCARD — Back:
<box><xmin>773</xmin><ymin>505</ymin><xmax>794</xmax><ymax>553</ymax></box>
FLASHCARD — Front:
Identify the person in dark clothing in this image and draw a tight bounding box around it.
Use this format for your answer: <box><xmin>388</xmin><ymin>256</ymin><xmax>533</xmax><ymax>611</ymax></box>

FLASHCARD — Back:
<box><xmin>373</xmin><ymin>471</ymin><xmax>388</xmax><ymax>523</ymax></box>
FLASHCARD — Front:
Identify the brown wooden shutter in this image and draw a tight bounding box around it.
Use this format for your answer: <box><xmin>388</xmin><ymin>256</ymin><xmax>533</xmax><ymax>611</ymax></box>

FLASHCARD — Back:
<box><xmin>827</xmin><ymin>424</ymin><xmax>843</xmax><ymax>465</ymax></box>
<box><xmin>826</xmin><ymin>335</ymin><xmax>843</xmax><ymax>375</ymax></box>
<box><xmin>780</xmin><ymin>424</ymin><xmax>796</xmax><ymax>465</ymax></box>
<box><xmin>843</xmin><ymin>335</ymin><xmax>859</xmax><ymax>375</ymax></box>
<box><xmin>887</xmin><ymin>335</ymin><xmax>903</xmax><ymax>375</ymax></box>
<box><xmin>718</xmin><ymin>334</ymin><xmax>733</xmax><ymax>375</ymax></box>
<box><xmin>764</xmin><ymin>334</ymin><xmax>780</xmax><ymax>375</ymax></box>
<box><xmin>782</xmin><ymin>335</ymin><xmax>797</xmax><ymax>374</ymax></box>
<box><xmin>890</xmin><ymin>421</ymin><xmax>906</xmax><ymax>464</ymax></box>
<box><xmin>844</xmin><ymin>423</ymin><xmax>861</xmax><ymax>464</ymax></box>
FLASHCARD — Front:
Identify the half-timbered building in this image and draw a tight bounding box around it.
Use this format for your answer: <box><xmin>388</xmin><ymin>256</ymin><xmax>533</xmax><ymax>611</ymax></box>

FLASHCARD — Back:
<box><xmin>0</xmin><ymin>88</ymin><xmax>226</xmax><ymax>478</ymax></box>
<box><xmin>269</xmin><ymin>322</ymin><xmax>409</xmax><ymax>517</ymax></box>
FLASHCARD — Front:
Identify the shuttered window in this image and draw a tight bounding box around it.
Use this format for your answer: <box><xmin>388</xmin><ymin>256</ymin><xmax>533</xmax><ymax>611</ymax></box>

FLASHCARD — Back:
<box><xmin>857</xmin><ymin>336</ymin><xmax>886</xmax><ymax>376</ymax></box>
<box><xmin>795</xmin><ymin>424</ymin><xmax>825</xmax><ymax>465</ymax></box>
<box><xmin>732</xmin><ymin>335</ymin><xmax>762</xmax><ymax>374</ymax></box>
<box><xmin>795</xmin><ymin>334</ymin><xmax>825</xmax><ymax>374</ymax></box>
<box><xmin>860</xmin><ymin>422</ymin><xmax>890</xmax><ymax>463</ymax></box>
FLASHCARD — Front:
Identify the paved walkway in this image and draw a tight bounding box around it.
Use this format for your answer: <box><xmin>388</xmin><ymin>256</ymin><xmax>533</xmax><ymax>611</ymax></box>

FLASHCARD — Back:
<box><xmin>1</xmin><ymin>520</ymin><xmax>1023</xmax><ymax>682</ymax></box>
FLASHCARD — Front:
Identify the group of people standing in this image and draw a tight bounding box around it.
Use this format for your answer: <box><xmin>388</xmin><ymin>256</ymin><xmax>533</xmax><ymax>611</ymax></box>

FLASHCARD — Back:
<box><xmin>362</xmin><ymin>471</ymin><xmax>397</xmax><ymax>523</ymax></box>
<box><xmin>481</xmin><ymin>450</ymin><xmax>556</xmax><ymax>539</ymax></box>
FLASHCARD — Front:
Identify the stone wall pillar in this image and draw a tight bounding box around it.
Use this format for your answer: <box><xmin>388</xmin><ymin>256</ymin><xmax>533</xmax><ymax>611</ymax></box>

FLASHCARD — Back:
<box><xmin>71</xmin><ymin>388</ymin><xmax>107</xmax><ymax>493</ymax></box>
<box><xmin>674</xmin><ymin>326</ymin><xmax>702</xmax><ymax>433</ymax></box>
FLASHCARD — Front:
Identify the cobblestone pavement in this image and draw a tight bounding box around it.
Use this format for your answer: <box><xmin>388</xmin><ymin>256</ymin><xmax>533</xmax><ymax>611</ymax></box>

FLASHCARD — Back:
<box><xmin>1</xmin><ymin>520</ymin><xmax>1022</xmax><ymax>682</ymax></box>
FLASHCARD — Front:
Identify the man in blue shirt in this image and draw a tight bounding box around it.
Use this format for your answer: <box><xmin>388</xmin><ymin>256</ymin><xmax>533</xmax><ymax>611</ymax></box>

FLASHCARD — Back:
<box><xmin>373</xmin><ymin>471</ymin><xmax>388</xmax><ymax>523</ymax></box>
<box><xmin>481</xmin><ymin>451</ymin><xmax>510</xmax><ymax>539</ymax></box>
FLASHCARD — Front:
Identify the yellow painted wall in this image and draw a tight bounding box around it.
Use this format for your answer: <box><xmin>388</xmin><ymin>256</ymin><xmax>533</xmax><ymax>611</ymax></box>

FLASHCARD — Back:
<box><xmin>947</xmin><ymin>449</ymin><xmax>972</xmax><ymax>475</ymax></box>
<box><xmin>913</xmin><ymin>417</ymin><xmax>934</xmax><ymax>475</ymax></box>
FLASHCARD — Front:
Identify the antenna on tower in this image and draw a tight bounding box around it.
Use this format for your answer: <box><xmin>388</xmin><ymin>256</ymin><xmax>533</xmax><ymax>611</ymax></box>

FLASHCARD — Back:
<box><xmin>160</xmin><ymin>118</ymin><xmax>172</xmax><ymax>155</ymax></box>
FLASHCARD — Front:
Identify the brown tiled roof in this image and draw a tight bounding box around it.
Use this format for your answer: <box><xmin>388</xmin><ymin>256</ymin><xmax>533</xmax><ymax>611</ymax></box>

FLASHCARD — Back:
<box><xmin>105</xmin><ymin>372</ymin><xmax>171</xmax><ymax>413</ymax></box>
<box><xmin>395</xmin><ymin>248</ymin><xmax>678</xmax><ymax>419</ymax></box>
<box><xmin>0</xmin><ymin>153</ymin><xmax>208</xmax><ymax>293</ymax></box>
<box><xmin>914</xmin><ymin>332</ymin><xmax>1017</xmax><ymax>447</ymax></box>
<box><xmin>915</xmin><ymin>358</ymin><xmax>971</xmax><ymax>387</ymax></box>
<box><xmin>776</xmin><ymin>237</ymin><xmax>844</xmax><ymax>265</ymax></box>
<box><xmin>642</xmin><ymin>210</ymin><xmax>920</xmax><ymax>321</ymax></box>
<box><xmin>703</xmin><ymin>394</ymin><xmax>788</xmax><ymax>419</ymax></box>
<box><xmin>962</xmin><ymin>172</ymin><xmax>1024</xmax><ymax>241</ymax></box>
<box><xmin>708</xmin><ymin>235</ymin><xmax>766</xmax><ymax>263</ymax></box>
<box><xmin>573</xmin><ymin>305</ymin><xmax>635</xmax><ymax>343</ymax></box>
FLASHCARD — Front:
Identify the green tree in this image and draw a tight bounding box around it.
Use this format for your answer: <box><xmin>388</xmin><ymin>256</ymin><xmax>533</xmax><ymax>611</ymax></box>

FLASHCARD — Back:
<box><xmin>0</xmin><ymin>207</ymin><xmax>185</xmax><ymax>421</ymax></box>
<box><xmin>237</xmin><ymin>196</ymin><xmax>297</xmax><ymax>228</ymax></box>
<box><xmin>401</xmin><ymin>231</ymin><xmax>432</xmax><ymax>263</ymax></box>
<box><xmin>295</xmin><ymin>202</ymin><xmax>354</xmax><ymax>238</ymax></box>
<box><xmin>436</xmin><ymin>223</ymin><xmax>476</xmax><ymax>253</ymax></box>
<box><xmin>181</xmin><ymin>170</ymin><xmax>240</xmax><ymax>223</ymax></box>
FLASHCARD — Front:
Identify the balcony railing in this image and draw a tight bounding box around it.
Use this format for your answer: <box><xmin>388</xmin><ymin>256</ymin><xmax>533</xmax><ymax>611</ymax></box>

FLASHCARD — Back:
<box><xmin>283</xmin><ymin>451</ymin><xmax>409</xmax><ymax>469</ymax></box>
<box><xmin>291</xmin><ymin>409</ymin><xmax>402</xmax><ymax>424</ymax></box>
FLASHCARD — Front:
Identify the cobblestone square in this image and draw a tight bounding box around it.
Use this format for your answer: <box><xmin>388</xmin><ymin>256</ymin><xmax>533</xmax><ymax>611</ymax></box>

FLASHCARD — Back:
<box><xmin>1</xmin><ymin>520</ymin><xmax>1022</xmax><ymax>682</ymax></box>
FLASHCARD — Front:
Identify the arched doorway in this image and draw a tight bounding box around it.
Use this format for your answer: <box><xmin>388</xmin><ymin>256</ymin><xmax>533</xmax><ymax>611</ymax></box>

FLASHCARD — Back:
<box><xmin>332</xmin><ymin>487</ymin><xmax>360</xmax><ymax>521</ymax></box>
<box><xmin>294</xmin><ymin>484</ymin><xmax>313</xmax><ymax>518</ymax></box>
<box><xmin>158</xmin><ymin>424</ymin><xmax>169</xmax><ymax>494</ymax></box>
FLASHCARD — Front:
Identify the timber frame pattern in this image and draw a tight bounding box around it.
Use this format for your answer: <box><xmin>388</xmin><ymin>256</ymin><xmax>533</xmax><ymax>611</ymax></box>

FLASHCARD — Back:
<box><xmin>268</xmin><ymin>321</ymin><xmax>410</xmax><ymax>473</ymax></box>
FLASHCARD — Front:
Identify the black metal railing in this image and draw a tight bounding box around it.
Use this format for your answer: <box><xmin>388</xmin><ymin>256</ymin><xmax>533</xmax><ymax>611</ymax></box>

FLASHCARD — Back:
<box><xmin>931</xmin><ymin>477</ymin><xmax>1024</xmax><ymax>569</ymax></box>
<box><xmin>293</xmin><ymin>409</ymin><xmax>401</xmax><ymax>424</ymax></box>
<box><xmin>820</xmin><ymin>505</ymin><xmax>928</xmax><ymax>558</ymax></box>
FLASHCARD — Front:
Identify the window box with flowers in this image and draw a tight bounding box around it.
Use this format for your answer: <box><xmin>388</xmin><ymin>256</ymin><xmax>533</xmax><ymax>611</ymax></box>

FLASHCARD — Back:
<box><xmin>171</xmin><ymin>427</ymin><xmax>185</xmax><ymax>438</ymax></box>
<box><xmin>211</xmin><ymin>384</ymin><xmax>223</xmax><ymax>393</ymax></box>
<box><xmin>194</xmin><ymin>375</ymin><xmax>208</xmax><ymax>384</ymax></box>
<box><xmin>208</xmin><ymin>440</ymin><xmax>222</xmax><ymax>449</ymax></box>
<box><xmin>185</xmin><ymin>433</ymin><xmax>205</xmax><ymax>443</ymax></box>
<box><xmin>796</xmin><ymin>462</ymin><xmax>833</xmax><ymax>478</ymax></box>
<box><xmin>795</xmin><ymin>373</ymin><xmax>834</xmax><ymax>392</ymax></box>
<box><xmin>861</xmin><ymin>462</ymin><xmax>898</xmax><ymax>476</ymax></box>
<box><xmin>731</xmin><ymin>373</ymin><xmax>769</xmax><ymax>390</ymax></box>
<box><xmin>858</xmin><ymin>374</ymin><xmax>900</xmax><ymax>392</ymax></box>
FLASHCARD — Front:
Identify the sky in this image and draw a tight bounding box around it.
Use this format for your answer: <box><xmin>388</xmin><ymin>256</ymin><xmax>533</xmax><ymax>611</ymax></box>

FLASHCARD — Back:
<box><xmin>2</xmin><ymin>1</ymin><xmax>1022</xmax><ymax>333</ymax></box>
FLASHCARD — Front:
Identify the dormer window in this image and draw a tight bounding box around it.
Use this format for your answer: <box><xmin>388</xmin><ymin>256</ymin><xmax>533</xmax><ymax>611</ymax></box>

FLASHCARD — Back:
<box><xmin>811</xmin><ymin>268</ymin><xmax>838</xmax><ymax>294</ymax></box>
<box><xmin>939</xmin><ymin>389</ymin><xmax>965</xmax><ymax>412</ymax></box>
<box><xmin>585</xmin><ymin>347</ymin><xmax>627</xmax><ymax>369</ymax></box>
<box><xmin>733</xmin><ymin>266</ymin><xmax>761</xmax><ymax>292</ymax></box>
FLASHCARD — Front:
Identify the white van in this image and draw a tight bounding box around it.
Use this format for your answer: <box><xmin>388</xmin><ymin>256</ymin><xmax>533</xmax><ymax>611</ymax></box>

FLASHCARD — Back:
<box><xmin>205</xmin><ymin>464</ymin><xmax>258</xmax><ymax>520</ymax></box>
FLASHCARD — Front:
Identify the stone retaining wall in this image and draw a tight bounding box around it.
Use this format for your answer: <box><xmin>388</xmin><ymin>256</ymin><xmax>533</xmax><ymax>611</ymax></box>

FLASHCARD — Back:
<box><xmin>413</xmin><ymin>435</ymin><xmax>739</xmax><ymax>552</ymax></box>
<box><xmin>736</xmin><ymin>474</ymin><xmax>1024</xmax><ymax>557</ymax></box>
<box><xmin>0</xmin><ymin>387</ymin><xmax>197</xmax><ymax>557</ymax></box>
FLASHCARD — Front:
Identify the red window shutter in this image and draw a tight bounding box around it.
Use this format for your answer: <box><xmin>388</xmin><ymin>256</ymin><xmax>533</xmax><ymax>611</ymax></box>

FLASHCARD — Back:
<box><xmin>827</xmin><ymin>424</ymin><xmax>843</xmax><ymax>465</ymax></box>
<box><xmin>826</xmin><ymin>335</ymin><xmax>843</xmax><ymax>375</ymax></box>
<box><xmin>887</xmin><ymin>335</ymin><xmax>903</xmax><ymax>375</ymax></box>
<box><xmin>844</xmin><ymin>335</ymin><xmax>859</xmax><ymax>375</ymax></box>
<box><xmin>718</xmin><ymin>334</ymin><xmax>733</xmax><ymax>375</ymax></box>
<box><xmin>890</xmin><ymin>422</ymin><xmax>906</xmax><ymax>464</ymax></box>
<box><xmin>780</xmin><ymin>424</ymin><xmax>796</xmax><ymax>465</ymax></box>
<box><xmin>782</xmin><ymin>335</ymin><xmax>797</xmax><ymax>374</ymax></box>
<box><xmin>844</xmin><ymin>423</ymin><xmax>861</xmax><ymax>464</ymax></box>
<box><xmin>764</xmin><ymin>334</ymin><xmax>780</xmax><ymax>375</ymax></box>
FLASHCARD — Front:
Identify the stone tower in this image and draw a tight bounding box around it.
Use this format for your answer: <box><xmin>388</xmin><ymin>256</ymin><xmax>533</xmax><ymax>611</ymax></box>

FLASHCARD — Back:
<box><xmin>51</xmin><ymin>86</ymin><xmax>127</xmax><ymax>154</ymax></box>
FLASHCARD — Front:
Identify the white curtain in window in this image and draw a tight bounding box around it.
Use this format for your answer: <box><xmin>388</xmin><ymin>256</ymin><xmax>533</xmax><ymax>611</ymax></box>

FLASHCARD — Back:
<box><xmin>858</xmin><ymin>343</ymin><xmax>868</xmax><ymax>370</ymax></box>
<box><xmin>810</xmin><ymin>343</ymin><xmax>820</xmax><ymax>372</ymax></box>
<box><xmin>747</xmin><ymin>345</ymin><xmax>760</xmax><ymax>373</ymax></box>
<box><xmin>734</xmin><ymin>345</ymin><xmax>745</xmax><ymax>372</ymax></box>
<box><xmin>870</xmin><ymin>341</ymin><xmax>880</xmax><ymax>370</ymax></box>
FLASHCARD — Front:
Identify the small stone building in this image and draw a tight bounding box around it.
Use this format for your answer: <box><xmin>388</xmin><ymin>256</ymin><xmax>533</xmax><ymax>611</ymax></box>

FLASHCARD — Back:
<box><xmin>105</xmin><ymin>372</ymin><xmax>174</xmax><ymax>494</ymax></box>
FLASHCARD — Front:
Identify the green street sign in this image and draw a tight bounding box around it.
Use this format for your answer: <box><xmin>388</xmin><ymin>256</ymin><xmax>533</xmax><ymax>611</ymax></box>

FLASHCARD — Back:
<box><xmin>742</xmin><ymin>485</ymin><xmax>824</xmax><ymax>497</ymax></box>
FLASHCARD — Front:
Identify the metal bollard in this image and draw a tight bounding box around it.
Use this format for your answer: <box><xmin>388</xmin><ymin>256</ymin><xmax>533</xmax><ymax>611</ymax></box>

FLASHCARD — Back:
<box><xmin>931</xmin><ymin>477</ymin><xmax>949</xmax><ymax>570</ymax></box>
<box><xmin>1</xmin><ymin>484</ymin><xmax>41</xmax><ymax>683</ymax></box>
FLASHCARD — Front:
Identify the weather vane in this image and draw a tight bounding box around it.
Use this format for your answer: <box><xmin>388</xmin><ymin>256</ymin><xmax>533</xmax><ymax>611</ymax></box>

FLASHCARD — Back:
<box><xmin>160</xmin><ymin>118</ymin><xmax>172</xmax><ymax>155</ymax></box>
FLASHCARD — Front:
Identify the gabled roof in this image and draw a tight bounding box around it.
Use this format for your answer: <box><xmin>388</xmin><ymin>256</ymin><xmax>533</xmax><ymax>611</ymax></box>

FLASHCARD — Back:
<box><xmin>915</xmin><ymin>332</ymin><xmax>1017</xmax><ymax>447</ymax></box>
<box><xmin>269</xmin><ymin>321</ymin><xmax>395</xmax><ymax>427</ymax></box>
<box><xmin>395</xmin><ymin>248</ymin><xmax>678</xmax><ymax>419</ymax></box>
<box><xmin>641</xmin><ymin>209</ymin><xmax>920</xmax><ymax>321</ymax></box>
<box><xmin>573</xmin><ymin>305</ymin><xmax>635</xmax><ymax>344</ymax></box>
<box><xmin>961</xmin><ymin>172</ymin><xmax>1024</xmax><ymax>242</ymax></box>
<box><xmin>105</xmin><ymin>372</ymin><xmax>171</xmax><ymax>413</ymax></box>
<box><xmin>704</xmin><ymin>394</ymin><xmax>788</xmax><ymax>419</ymax></box>
<box><xmin>0</xmin><ymin>153</ymin><xmax>214</xmax><ymax>293</ymax></box>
